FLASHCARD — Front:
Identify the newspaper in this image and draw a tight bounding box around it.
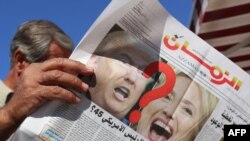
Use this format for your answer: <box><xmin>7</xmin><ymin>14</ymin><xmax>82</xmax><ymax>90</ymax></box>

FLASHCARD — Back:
<box><xmin>11</xmin><ymin>0</ymin><xmax>250</xmax><ymax>141</ymax></box>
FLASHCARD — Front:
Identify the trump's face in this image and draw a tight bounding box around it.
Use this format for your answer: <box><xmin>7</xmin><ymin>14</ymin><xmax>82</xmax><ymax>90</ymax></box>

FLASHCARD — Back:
<box><xmin>88</xmin><ymin>46</ymin><xmax>153</xmax><ymax>119</ymax></box>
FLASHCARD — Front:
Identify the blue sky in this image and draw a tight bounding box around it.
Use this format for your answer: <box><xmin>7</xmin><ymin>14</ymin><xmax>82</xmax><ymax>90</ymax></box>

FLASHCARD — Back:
<box><xmin>0</xmin><ymin>0</ymin><xmax>192</xmax><ymax>79</ymax></box>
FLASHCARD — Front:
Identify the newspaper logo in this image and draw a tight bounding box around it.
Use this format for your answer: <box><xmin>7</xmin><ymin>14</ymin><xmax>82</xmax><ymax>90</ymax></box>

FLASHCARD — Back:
<box><xmin>163</xmin><ymin>34</ymin><xmax>243</xmax><ymax>91</ymax></box>
<box><xmin>224</xmin><ymin>125</ymin><xmax>250</xmax><ymax>140</ymax></box>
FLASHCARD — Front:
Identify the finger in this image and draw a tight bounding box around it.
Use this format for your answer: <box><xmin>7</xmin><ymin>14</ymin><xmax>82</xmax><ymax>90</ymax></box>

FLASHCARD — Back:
<box><xmin>40</xmin><ymin>58</ymin><xmax>94</xmax><ymax>75</ymax></box>
<box><xmin>40</xmin><ymin>70</ymin><xmax>89</xmax><ymax>92</ymax></box>
<box><xmin>42</xmin><ymin>85</ymin><xmax>81</xmax><ymax>104</ymax></box>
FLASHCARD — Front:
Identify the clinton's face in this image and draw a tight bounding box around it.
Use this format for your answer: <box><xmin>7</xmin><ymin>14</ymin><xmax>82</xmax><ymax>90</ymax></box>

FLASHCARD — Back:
<box><xmin>137</xmin><ymin>75</ymin><xmax>202</xmax><ymax>141</ymax></box>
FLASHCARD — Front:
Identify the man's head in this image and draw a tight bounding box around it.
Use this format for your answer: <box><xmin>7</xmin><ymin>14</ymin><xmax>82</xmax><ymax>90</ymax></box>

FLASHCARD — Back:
<box><xmin>5</xmin><ymin>20</ymin><xmax>73</xmax><ymax>90</ymax></box>
<box><xmin>10</xmin><ymin>20</ymin><xmax>73</xmax><ymax>65</ymax></box>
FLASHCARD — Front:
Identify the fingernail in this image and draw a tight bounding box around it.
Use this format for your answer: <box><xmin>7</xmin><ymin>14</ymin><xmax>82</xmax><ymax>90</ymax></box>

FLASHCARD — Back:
<box><xmin>75</xmin><ymin>97</ymin><xmax>81</xmax><ymax>103</ymax></box>
<box><xmin>82</xmin><ymin>82</ymin><xmax>89</xmax><ymax>91</ymax></box>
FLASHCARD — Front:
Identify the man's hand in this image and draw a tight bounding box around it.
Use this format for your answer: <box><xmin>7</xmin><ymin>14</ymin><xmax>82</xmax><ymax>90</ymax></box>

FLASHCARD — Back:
<box><xmin>0</xmin><ymin>58</ymin><xmax>93</xmax><ymax>140</ymax></box>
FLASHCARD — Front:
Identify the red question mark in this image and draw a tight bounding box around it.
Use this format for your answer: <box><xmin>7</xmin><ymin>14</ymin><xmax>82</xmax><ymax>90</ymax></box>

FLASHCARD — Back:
<box><xmin>129</xmin><ymin>61</ymin><xmax>176</xmax><ymax>124</ymax></box>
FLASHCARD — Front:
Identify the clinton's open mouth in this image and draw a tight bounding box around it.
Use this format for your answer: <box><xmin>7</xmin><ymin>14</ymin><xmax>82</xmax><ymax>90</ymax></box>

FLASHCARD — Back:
<box><xmin>148</xmin><ymin>119</ymin><xmax>173</xmax><ymax>141</ymax></box>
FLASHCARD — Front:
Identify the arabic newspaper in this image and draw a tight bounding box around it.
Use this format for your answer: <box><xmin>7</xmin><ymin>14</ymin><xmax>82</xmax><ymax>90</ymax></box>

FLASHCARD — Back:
<box><xmin>11</xmin><ymin>0</ymin><xmax>250</xmax><ymax>141</ymax></box>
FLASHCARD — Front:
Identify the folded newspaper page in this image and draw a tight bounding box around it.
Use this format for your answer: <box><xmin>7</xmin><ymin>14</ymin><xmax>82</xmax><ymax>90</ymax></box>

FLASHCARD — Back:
<box><xmin>11</xmin><ymin>0</ymin><xmax>250</xmax><ymax>141</ymax></box>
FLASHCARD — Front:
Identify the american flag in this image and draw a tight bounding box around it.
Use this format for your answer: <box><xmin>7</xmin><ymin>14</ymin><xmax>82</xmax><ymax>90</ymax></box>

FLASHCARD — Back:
<box><xmin>190</xmin><ymin>0</ymin><xmax>250</xmax><ymax>74</ymax></box>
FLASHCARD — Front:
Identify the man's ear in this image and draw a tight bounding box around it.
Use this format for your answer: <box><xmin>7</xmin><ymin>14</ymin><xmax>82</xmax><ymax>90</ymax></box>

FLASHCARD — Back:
<box><xmin>13</xmin><ymin>49</ymin><xmax>30</xmax><ymax>76</ymax></box>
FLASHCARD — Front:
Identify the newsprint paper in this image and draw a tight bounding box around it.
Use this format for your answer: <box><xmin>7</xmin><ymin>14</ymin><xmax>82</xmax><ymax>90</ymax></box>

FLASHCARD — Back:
<box><xmin>11</xmin><ymin>0</ymin><xmax>250</xmax><ymax>141</ymax></box>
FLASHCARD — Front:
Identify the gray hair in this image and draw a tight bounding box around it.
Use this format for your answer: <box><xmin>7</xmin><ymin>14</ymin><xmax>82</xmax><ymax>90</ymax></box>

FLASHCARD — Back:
<box><xmin>10</xmin><ymin>20</ymin><xmax>73</xmax><ymax>66</ymax></box>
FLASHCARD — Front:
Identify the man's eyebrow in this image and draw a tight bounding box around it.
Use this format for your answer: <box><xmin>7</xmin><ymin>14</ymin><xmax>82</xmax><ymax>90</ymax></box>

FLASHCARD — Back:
<box><xmin>118</xmin><ymin>53</ymin><xmax>133</xmax><ymax>65</ymax></box>
<box><xmin>118</xmin><ymin>52</ymin><xmax>148</xmax><ymax>71</ymax></box>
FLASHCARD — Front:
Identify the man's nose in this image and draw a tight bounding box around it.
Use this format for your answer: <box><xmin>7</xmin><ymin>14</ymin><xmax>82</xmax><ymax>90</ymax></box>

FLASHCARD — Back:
<box><xmin>125</xmin><ymin>66</ymin><xmax>140</xmax><ymax>85</ymax></box>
